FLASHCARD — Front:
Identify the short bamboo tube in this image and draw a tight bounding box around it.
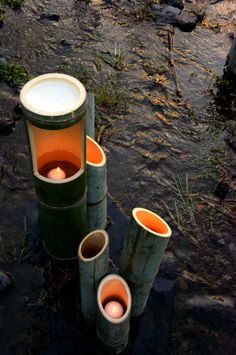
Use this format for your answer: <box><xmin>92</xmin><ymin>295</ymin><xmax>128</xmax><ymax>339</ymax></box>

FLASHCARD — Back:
<box><xmin>119</xmin><ymin>207</ymin><xmax>172</xmax><ymax>317</ymax></box>
<box><xmin>86</xmin><ymin>136</ymin><xmax>107</xmax><ymax>231</ymax></box>
<box><xmin>78</xmin><ymin>230</ymin><xmax>109</xmax><ymax>323</ymax></box>
<box><xmin>97</xmin><ymin>274</ymin><xmax>132</xmax><ymax>354</ymax></box>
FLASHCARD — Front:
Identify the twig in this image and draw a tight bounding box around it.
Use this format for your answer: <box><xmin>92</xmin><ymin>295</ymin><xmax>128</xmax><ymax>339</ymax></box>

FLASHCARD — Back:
<box><xmin>167</xmin><ymin>26</ymin><xmax>182</xmax><ymax>97</ymax></box>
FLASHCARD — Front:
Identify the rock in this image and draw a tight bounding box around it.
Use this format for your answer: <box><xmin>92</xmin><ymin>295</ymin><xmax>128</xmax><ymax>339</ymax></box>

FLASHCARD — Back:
<box><xmin>0</xmin><ymin>270</ymin><xmax>13</xmax><ymax>293</ymax></box>
<box><xmin>162</xmin><ymin>5</ymin><xmax>181</xmax><ymax>22</ymax></box>
<box><xmin>227</xmin><ymin>38</ymin><xmax>236</xmax><ymax>76</ymax></box>
<box><xmin>214</xmin><ymin>181</ymin><xmax>229</xmax><ymax>199</ymax></box>
<box><xmin>39</xmin><ymin>14</ymin><xmax>60</xmax><ymax>22</ymax></box>
<box><xmin>175</xmin><ymin>10</ymin><xmax>198</xmax><ymax>32</ymax></box>
<box><xmin>163</xmin><ymin>0</ymin><xmax>184</xmax><ymax>10</ymax></box>
<box><xmin>145</xmin><ymin>4</ymin><xmax>162</xmax><ymax>15</ymax></box>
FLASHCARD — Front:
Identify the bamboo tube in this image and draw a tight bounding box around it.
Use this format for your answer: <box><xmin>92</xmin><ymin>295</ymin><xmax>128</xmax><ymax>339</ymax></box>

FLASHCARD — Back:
<box><xmin>78</xmin><ymin>230</ymin><xmax>109</xmax><ymax>323</ymax></box>
<box><xmin>119</xmin><ymin>207</ymin><xmax>172</xmax><ymax>317</ymax></box>
<box><xmin>97</xmin><ymin>274</ymin><xmax>132</xmax><ymax>354</ymax></box>
<box><xmin>86</xmin><ymin>92</ymin><xmax>95</xmax><ymax>139</ymax></box>
<box><xmin>20</xmin><ymin>73</ymin><xmax>88</xmax><ymax>260</ymax></box>
<box><xmin>86</xmin><ymin>136</ymin><xmax>107</xmax><ymax>231</ymax></box>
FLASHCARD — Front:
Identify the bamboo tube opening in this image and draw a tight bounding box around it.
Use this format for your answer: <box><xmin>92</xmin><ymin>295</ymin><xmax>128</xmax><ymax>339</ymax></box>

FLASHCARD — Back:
<box><xmin>133</xmin><ymin>208</ymin><xmax>171</xmax><ymax>237</ymax></box>
<box><xmin>78</xmin><ymin>230</ymin><xmax>108</xmax><ymax>261</ymax></box>
<box><xmin>20</xmin><ymin>73</ymin><xmax>86</xmax><ymax>116</ymax></box>
<box><xmin>97</xmin><ymin>274</ymin><xmax>131</xmax><ymax>324</ymax></box>
<box><xmin>86</xmin><ymin>136</ymin><xmax>106</xmax><ymax>166</ymax></box>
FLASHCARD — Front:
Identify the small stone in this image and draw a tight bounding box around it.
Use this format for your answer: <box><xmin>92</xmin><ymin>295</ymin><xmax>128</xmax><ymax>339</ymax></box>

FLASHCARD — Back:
<box><xmin>214</xmin><ymin>181</ymin><xmax>229</xmax><ymax>199</ymax></box>
<box><xmin>175</xmin><ymin>10</ymin><xmax>198</xmax><ymax>32</ymax></box>
<box><xmin>162</xmin><ymin>5</ymin><xmax>181</xmax><ymax>21</ymax></box>
<box><xmin>0</xmin><ymin>270</ymin><xmax>13</xmax><ymax>293</ymax></box>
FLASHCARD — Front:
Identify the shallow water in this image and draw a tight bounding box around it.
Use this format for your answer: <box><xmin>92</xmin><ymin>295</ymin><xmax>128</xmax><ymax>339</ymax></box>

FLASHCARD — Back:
<box><xmin>0</xmin><ymin>1</ymin><xmax>235</xmax><ymax>354</ymax></box>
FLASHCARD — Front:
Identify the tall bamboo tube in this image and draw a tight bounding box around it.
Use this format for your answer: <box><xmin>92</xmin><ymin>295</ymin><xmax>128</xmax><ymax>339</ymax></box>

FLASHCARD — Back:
<box><xmin>78</xmin><ymin>230</ymin><xmax>109</xmax><ymax>323</ymax></box>
<box><xmin>97</xmin><ymin>274</ymin><xmax>132</xmax><ymax>354</ymax></box>
<box><xmin>86</xmin><ymin>136</ymin><xmax>107</xmax><ymax>231</ymax></box>
<box><xmin>20</xmin><ymin>73</ymin><xmax>87</xmax><ymax>260</ymax></box>
<box><xmin>119</xmin><ymin>207</ymin><xmax>172</xmax><ymax>317</ymax></box>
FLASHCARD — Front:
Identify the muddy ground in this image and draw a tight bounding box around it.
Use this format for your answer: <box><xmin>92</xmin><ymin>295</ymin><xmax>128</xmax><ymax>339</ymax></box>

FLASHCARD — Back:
<box><xmin>0</xmin><ymin>1</ymin><xmax>236</xmax><ymax>354</ymax></box>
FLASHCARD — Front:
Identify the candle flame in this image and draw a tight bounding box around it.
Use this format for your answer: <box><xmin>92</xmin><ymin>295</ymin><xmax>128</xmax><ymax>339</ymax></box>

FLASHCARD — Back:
<box><xmin>56</xmin><ymin>167</ymin><xmax>60</xmax><ymax>173</ymax></box>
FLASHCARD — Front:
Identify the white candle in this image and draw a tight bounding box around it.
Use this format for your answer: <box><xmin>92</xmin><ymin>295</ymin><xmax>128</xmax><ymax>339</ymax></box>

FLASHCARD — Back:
<box><xmin>104</xmin><ymin>301</ymin><xmax>124</xmax><ymax>319</ymax></box>
<box><xmin>47</xmin><ymin>167</ymin><xmax>66</xmax><ymax>180</ymax></box>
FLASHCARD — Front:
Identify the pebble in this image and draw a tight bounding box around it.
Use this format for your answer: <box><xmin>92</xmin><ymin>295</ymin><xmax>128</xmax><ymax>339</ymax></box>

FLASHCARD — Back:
<box><xmin>175</xmin><ymin>10</ymin><xmax>198</xmax><ymax>32</ymax></box>
<box><xmin>0</xmin><ymin>270</ymin><xmax>13</xmax><ymax>293</ymax></box>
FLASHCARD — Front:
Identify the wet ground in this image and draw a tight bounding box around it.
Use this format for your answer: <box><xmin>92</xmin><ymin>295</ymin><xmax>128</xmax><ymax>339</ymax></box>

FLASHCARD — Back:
<box><xmin>0</xmin><ymin>1</ymin><xmax>236</xmax><ymax>354</ymax></box>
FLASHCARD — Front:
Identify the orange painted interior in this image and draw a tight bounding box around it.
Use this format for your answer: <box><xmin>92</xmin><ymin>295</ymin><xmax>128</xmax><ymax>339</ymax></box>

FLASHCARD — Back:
<box><xmin>29</xmin><ymin>120</ymin><xmax>84</xmax><ymax>172</ymax></box>
<box><xmin>136</xmin><ymin>210</ymin><xmax>168</xmax><ymax>235</ymax></box>
<box><xmin>86</xmin><ymin>137</ymin><xmax>103</xmax><ymax>165</ymax></box>
<box><xmin>100</xmin><ymin>279</ymin><xmax>128</xmax><ymax>309</ymax></box>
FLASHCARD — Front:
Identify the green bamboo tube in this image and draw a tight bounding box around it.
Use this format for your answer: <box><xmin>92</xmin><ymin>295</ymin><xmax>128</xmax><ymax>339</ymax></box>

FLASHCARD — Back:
<box><xmin>86</xmin><ymin>136</ymin><xmax>107</xmax><ymax>231</ymax></box>
<box><xmin>39</xmin><ymin>195</ymin><xmax>87</xmax><ymax>260</ymax></box>
<box><xmin>86</xmin><ymin>92</ymin><xmax>95</xmax><ymax>139</ymax></box>
<box><xmin>78</xmin><ymin>230</ymin><xmax>109</xmax><ymax>323</ymax></box>
<box><xmin>119</xmin><ymin>207</ymin><xmax>172</xmax><ymax>317</ymax></box>
<box><xmin>97</xmin><ymin>274</ymin><xmax>132</xmax><ymax>354</ymax></box>
<box><xmin>20</xmin><ymin>73</ymin><xmax>88</xmax><ymax>259</ymax></box>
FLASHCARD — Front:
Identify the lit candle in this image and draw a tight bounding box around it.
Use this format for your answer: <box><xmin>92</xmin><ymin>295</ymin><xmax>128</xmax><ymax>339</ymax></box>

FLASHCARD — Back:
<box><xmin>104</xmin><ymin>301</ymin><xmax>124</xmax><ymax>319</ymax></box>
<box><xmin>47</xmin><ymin>167</ymin><xmax>66</xmax><ymax>180</ymax></box>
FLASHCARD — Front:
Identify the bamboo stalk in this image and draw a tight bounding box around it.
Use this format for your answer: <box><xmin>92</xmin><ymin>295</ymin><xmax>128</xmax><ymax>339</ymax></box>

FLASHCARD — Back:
<box><xmin>86</xmin><ymin>136</ymin><xmax>107</xmax><ymax>231</ymax></box>
<box><xmin>119</xmin><ymin>207</ymin><xmax>172</xmax><ymax>317</ymax></box>
<box><xmin>20</xmin><ymin>74</ymin><xmax>88</xmax><ymax>260</ymax></box>
<box><xmin>86</xmin><ymin>92</ymin><xmax>95</xmax><ymax>139</ymax></box>
<box><xmin>97</xmin><ymin>274</ymin><xmax>132</xmax><ymax>354</ymax></box>
<box><xmin>78</xmin><ymin>230</ymin><xmax>109</xmax><ymax>323</ymax></box>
